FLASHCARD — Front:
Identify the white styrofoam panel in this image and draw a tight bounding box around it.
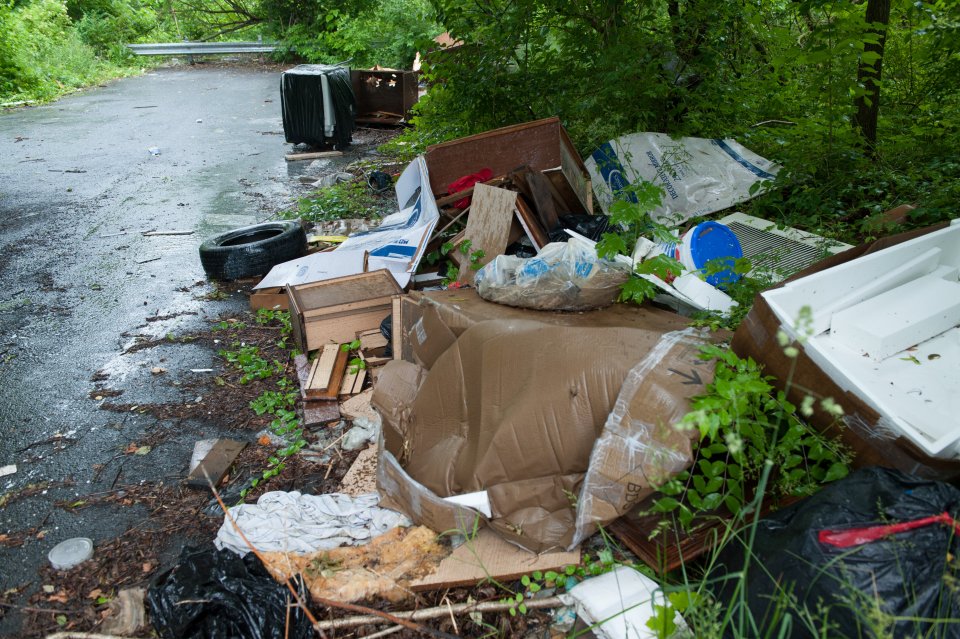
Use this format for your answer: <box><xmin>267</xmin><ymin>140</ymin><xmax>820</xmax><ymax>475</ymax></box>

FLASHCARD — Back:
<box><xmin>831</xmin><ymin>275</ymin><xmax>960</xmax><ymax>361</ymax></box>
<box><xmin>761</xmin><ymin>221</ymin><xmax>960</xmax><ymax>458</ymax></box>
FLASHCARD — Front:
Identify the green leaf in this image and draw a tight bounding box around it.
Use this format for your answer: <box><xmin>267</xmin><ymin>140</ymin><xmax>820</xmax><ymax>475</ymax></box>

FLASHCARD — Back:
<box><xmin>823</xmin><ymin>462</ymin><xmax>849</xmax><ymax>482</ymax></box>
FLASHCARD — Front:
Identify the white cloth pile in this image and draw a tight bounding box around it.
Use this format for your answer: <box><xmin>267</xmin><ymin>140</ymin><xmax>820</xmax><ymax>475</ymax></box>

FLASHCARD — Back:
<box><xmin>215</xmin><ymin>491</ymin><xmax>410</xmax><ymax>556</ymax></box>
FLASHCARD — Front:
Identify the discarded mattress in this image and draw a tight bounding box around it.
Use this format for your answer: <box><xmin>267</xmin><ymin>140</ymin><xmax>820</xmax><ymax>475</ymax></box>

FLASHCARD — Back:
<box><xmin>586</xmin><ymin>133</ymin><xmax>779</xmax><ymax>225</ymax></box>
<box><xmin>215</xmin><ymin>491</ymin><xmax>410</xmax><ymax>555</ymax></box>
<box><xmin>373</xmin><ymin>293</ymin><xmax>718</xmax><ymax>552</ymax></box>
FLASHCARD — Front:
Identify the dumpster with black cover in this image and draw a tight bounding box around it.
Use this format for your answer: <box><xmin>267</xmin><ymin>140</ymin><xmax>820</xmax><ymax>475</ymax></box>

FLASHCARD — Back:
<box><xmin>280</xmin><ymin>64</ymin><xmax>355</xmax><ymax>149</ymax></box>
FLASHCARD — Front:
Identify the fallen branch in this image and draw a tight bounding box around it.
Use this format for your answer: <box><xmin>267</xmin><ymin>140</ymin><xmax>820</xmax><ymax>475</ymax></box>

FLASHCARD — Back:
<box><xmin>313</xmin><ymin>595</ymin><xmax>565</xmax><ymax>630</ymax></box>
<box><xmin>750</xmin><ymin>119</ymin><xmax>796</xmax><ymax>127</ymax></box>
<box><xmin>141</xmin><ymin>230</ymin><xmax>195</xmax><ymax>236</ymax></box>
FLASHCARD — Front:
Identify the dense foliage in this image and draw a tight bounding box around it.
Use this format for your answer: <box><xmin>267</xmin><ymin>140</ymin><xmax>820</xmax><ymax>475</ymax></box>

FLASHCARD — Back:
<box><xmin>0</xmin><ymin>0</ymin><xmax>438</xmax><ymax>104</ymax></box>
<box><xmin>412</xmin><ymin>0</ymin><xmax>959</xmax><ymax>241</ymax></box>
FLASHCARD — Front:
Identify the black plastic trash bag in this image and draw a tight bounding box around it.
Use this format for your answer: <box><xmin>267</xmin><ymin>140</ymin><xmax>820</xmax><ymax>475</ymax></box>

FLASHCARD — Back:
<box><xmin>711</xmin><ymin>467</ymin><xmax>960</xmax><ymax>639</ymax></box>
<box><xmin>147</xmin><ymin>545</ymin><xmax>313</xmax><ymax>639</ymax></box>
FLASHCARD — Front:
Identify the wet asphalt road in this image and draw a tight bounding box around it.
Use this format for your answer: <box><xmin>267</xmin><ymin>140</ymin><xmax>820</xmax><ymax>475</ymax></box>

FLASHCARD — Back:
<box><xmin>0</xmin><ymin>64</ymin><xmax>314</xmax><ymax>632</ymax></box>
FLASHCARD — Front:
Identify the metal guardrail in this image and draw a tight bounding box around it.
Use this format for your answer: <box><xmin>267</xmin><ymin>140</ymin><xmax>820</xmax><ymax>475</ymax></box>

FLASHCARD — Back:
<box><xmin>127</xmin><ymin>41</ymin><xmax>277</xmax><ymax>56</ymax></box>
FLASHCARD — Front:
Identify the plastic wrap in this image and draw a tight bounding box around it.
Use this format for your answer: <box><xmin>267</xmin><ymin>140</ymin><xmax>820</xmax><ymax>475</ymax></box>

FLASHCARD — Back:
<box><xmin>475</xmin><ymin>240</ymin><xmax>630</xmax><ymax>311</ymax></box>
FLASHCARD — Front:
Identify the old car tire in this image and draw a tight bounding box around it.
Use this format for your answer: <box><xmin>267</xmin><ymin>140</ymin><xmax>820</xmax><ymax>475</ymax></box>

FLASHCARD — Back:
<box><xmin>198</xmin><ymin>221</ymin><xmax>307</xmax><ymax>280</ymax></box>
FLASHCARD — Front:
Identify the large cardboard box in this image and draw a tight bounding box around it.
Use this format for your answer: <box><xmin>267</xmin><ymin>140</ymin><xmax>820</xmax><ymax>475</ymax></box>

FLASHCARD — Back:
<box><xmin>424</xmin><ymin>117</ymin><xmax>593</xmax><ymax>215</ymax></box>
<box><xmin>287</xmin><ymin>269</ymin><xmax>402</xmax><ymax>352</ymax></box>
<box><xmin>373</xmin><ymin>291</ymin><xmax>719</xmax><ymax>552</ymax></box>
<box><xmin>731</xmin><ymin>221</ymin><xmax>960</xmax><ymax>479</ymax></box>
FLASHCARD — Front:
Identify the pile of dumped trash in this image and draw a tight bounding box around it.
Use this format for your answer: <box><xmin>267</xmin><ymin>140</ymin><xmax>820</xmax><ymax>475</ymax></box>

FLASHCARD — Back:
<box><xmin>148</xmin><ymin>106</ymin><xmax>960</xmax><ymax>637</ymax></box>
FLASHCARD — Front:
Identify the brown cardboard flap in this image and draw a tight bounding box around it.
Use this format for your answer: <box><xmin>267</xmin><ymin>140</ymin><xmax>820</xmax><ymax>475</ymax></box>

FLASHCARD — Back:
<box><xmin>410</xmin><ymin>304</ymin><xmax>458</xmax><ymax>370</ymax></box>
<box><xmin>374</xmin><ymin>303</ymin><xmax>716</xmax><ymax>553</ymax></box>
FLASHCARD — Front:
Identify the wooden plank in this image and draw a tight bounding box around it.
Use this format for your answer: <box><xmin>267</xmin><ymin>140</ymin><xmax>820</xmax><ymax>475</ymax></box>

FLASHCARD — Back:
<box><xmin>509</xmin><ymin>167</ymin><xmax>560</xmax><ymax>232</ymax></box>
<box><xmin>411</xmin><ymin>529</ymin><xmax>580</xmax><ymax>591</ymax></box>
<box><xmin>291</xmin><ymin>270</ymin><xmax>402</xmax><ymax>313</ymax></box>
<box><xmin>357</xmin><ymin>328</ymin><xmax>388</xmax><ymax>351</ymax></box>
<box><xmin>339</xmin><ymin>368</ymin><xmax>359</xmax><ymax>396</ymax></box>
<box><xmin>309</xmin><ymin>346</ymin><xmax>350</xmax><ymax>400</ymax></box>
<box><xmin>306</xmin><ymin>344</ymin><xmax>340</xmax><ymax>392</ymax></box>
<box><xmin>350</xmin><ymin>368</ymin><xmax>367</xmax><ymax>394</ymax></box>
<box><xmin>186</xmin><ymin>439</ymin><xmax>247</xmax><ymax>488</ymax></box>
<box><xmin>391</xmin><ymin>296</ymin><xmax>402</xmax><ymax>360</ymax></box>
<box><xmin>514</xmin><ymin>197</ymin><xmax>550</xmax><ymax>251</ymax></box>
<box><xmin>301</xmin><ymin>296</ymin><xmax>395</xmax><ymax>320</ymax></box>
<box><xmin>285</xmin><ymin>150</ymin><xmax>343</xmax><ymax>162</ymax></box>
<box><xmin>457</xmin><ymin>184</ymin><xmax>518</xmax><ymax>285</ymax></box>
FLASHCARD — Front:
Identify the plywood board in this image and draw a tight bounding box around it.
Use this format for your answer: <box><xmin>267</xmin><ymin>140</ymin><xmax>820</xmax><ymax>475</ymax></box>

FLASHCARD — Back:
<box><xmin>514</xmin><ymin>198</ymin><xmax>549</xmax><ymax>251</ymax></box>
<box><xmin>425</xmin><ymin>118</ymin><xmax>564</xmax><ymax>197</ymax></box>
<box><xmin>410</xmin><ymin>529</ymin><xmax>580</xmax><ymax>591</ymax></box>
<box><xmin>357</xmin><ymin>328</ymin><xmax>388</xmax><ymax>351</ymax></box>
<box><xmin>186</xmin><ymin>439</ymin><xmax>247</xmax><ymax>488</ymax></box>
<box><xmin>302</xmin><ymin>306</ymin><xmax>392</xmax><ymax>352</ymax></box>
<box><xmin>340</xmin><ymin>388</ymin><xmax>378</xmax><ymax>422</ymax></box>
<box><xmin>457</xmin><ymin>184</ymin><xmax>518</xmax><ymax>285</ymax></box>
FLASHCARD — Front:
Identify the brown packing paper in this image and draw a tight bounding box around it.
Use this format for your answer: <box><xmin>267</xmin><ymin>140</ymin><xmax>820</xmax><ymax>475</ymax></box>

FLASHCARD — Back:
<box><xmin>374</xmin><ymin>291</ymin><xmax>717</xmax><ymax>552</ymax></box>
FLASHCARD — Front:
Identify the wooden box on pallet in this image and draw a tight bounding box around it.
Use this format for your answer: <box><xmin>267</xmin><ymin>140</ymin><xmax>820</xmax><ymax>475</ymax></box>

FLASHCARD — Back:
<box><xmin>287</xmin><ymin>269</ymin><xmax>403</xmax><ymax>353</ymax></box>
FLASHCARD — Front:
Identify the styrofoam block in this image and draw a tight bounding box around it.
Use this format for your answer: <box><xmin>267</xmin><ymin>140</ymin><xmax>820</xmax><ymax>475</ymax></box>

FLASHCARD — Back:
<box><xmin>831</xmin><ymin>276</ymin><xmax>960</xmax><ymax>361</ymax></box>
<box><xmin>562</xmin><ymin>566</ymin><xmax>688</xmax><ymax>639</ymax></box>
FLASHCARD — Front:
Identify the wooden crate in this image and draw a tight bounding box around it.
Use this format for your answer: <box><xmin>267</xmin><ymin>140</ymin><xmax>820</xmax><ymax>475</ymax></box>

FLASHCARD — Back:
<box><xmin>287</xmin><ymin>269</ymin><xmax>403</xmax><ymax>353</ymax></box>
<box><xmin>424</xmin><ymin>117</ymin><xmax>593</xmax><ymax>215</ymax></box>
<box><xmin>351</xmin><ymin>69</ymin><xmax>419</xmax><ymax>119</ymax></box>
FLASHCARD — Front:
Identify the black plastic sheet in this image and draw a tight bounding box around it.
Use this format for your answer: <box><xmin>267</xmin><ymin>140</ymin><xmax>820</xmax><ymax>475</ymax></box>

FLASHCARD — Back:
<box><xmin>712</xmin><ymin>467</ymin><xmax>960</xmax><ymax>638</ymax></box>
<box><xmin>281</xmin><ymin>64</ymin><xmax>355</xmax><ymax>149</ymax></box>
<box><xmin>147</xmin><ymin>545</ymin><xmax>313</xmax><ymax>639</ymax></box>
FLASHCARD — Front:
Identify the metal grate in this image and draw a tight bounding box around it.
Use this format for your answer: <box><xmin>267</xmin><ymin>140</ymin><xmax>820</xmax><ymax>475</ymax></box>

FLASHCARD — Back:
<box><xmin>727</xmin><ymin>221</ymin><xmax>827</xmax><ymax>279</ymax></box>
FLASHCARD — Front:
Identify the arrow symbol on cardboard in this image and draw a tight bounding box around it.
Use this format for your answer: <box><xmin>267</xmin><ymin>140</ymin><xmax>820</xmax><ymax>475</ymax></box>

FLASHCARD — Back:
<box><xmin>668</xmin><ymin>368</ymin><xmax>703</xmax><ymax>385</ymax></box>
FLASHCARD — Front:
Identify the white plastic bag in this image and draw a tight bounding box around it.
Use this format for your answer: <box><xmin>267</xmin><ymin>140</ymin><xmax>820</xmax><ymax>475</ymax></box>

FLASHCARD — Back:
<box><xmin>586</xmin><ymin>133</ymin><xmax>779</xmax><ymax>225</ymax></box>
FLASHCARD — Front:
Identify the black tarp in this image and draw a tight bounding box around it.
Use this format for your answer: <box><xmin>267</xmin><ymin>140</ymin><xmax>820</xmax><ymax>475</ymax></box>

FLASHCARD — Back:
<box><xmin>281</xmin><ymin>64</ymin><xmax>355</xmax><ymax>149</ymax></box>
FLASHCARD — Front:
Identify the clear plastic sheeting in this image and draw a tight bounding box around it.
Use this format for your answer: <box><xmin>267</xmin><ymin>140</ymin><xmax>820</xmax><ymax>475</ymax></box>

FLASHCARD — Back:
<box><xmin>474</xmin><ymin>239</ymin><xmax>631</xmax><ymax>311</ymax></box>
<box><xmin>572</xmin><ymin>328</ymin><xmax>706</xmax><ymax>548</ymax></box>
<box><xmin>215</xmin><ymin>491</ymin><xmax>410</xmax><ymax>556</ymax></box>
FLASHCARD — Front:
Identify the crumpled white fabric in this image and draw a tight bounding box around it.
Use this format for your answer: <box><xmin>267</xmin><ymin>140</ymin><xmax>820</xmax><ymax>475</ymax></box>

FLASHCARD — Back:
<box><xmin>215</xmin><ymin>491</ymin><xmax>410</xmax><ymax>556</ymax></box>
